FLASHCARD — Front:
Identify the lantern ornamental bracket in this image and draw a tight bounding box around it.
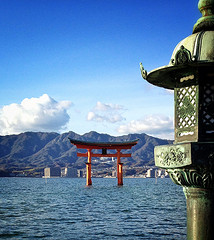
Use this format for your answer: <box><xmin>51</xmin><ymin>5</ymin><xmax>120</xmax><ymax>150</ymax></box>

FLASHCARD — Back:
<box><xmin>140</xmin><ymin>62</ymin><xmax>147</xmax><ymax>80</ymax></box>
<box><xmin>171</xmin><ymin>45</ymin><xmax>194</xmax><ymax>66</ymax></box>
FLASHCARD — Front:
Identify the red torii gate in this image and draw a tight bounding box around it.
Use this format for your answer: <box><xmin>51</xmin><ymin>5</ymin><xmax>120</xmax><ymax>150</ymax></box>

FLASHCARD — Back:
<box><xmin>69</xmin><ymin>138</ymin><xmax>138</xmax><ymax>186</ymax></box>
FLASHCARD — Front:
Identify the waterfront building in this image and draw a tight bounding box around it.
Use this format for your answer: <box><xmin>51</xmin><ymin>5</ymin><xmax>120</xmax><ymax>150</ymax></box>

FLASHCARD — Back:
<box><xmin>77</xmin><ymin>170</ymin><xmax>83</xmax><ymax>178</ymax></box>
<box><xmin>156</xmin><ymin>169</ymin><xmax>162</xmax><ymax>178</ymax></box>
<box><xmin>112</xmin><ymin>170</ymin><xmax>116</xmax><ymax>177</ymax></box>
<box><xmin>64</xmin><ymin>167</ymin><xmax>78</xmax><ymax>178</ymax></box>
<box><xmin>44</xmin><ymin>167</ymin><xmax>61</xmax><ymax>178</ymax></box>
<box><xmin>146</xmin><ymin>169</ymin><xmax>155</xmax><ymax>178</ymax></box>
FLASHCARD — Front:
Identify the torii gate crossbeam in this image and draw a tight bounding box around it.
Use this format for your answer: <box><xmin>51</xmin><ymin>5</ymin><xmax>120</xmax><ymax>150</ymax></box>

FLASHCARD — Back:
<box><xmin>69</xmin><ymin>138</ymin><xmax>138</xmax><ymax>186</ymax></box>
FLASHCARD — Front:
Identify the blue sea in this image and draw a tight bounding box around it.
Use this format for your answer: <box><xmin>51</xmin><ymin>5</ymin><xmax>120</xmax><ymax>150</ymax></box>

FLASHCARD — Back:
<box><xmin>0</xmin><ymin>178</ymin><xmax>186</xmax><ymax>239</ymax></box>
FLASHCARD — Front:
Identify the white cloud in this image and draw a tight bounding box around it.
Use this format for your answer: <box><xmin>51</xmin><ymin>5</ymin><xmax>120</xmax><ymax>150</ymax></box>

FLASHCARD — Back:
<box><xmin>0</xmin><ymin>94</ymin><xmax>72</xmax><ymax>135</ymax></box>
<box><xmin>118</xmin><ymin>115</ymin><xmax>174</xmax><ymax>140</ymax></box>
<box><xmin>94</xmin><ymin>101</ymin><xmax>124</xmax><ymax>111</ymax></box>
<box><xmin>87</xmin><ymin>101</ymin><xmax>125</xmax><ymax>123</ymax></box>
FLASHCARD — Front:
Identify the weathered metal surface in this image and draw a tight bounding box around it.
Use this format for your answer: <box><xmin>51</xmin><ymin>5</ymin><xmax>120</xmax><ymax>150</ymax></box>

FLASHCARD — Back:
<box><xmin>140</xmin><ymin>63</ymin><xmax>147</xmax><ymax>79</ymax></box>
<box><xmin>191</xmin><ymin>142</ymin><xmax>214</xmax><ymax>165</ymax></box>
<box><xmin>170</xmin><ymin>31</ymin><xmax>214</xmax><ymax>65</ymax></box>
<box><xmin>184</xmin><ymin>188</ymin><xmax>214</xmax><ymax>240</ymax></box>
<box><xmin>174</xmin><ymin>72</ymin><xmax>214</xmax><ymax>143</ymax></box>
<box><xmin>155</xmin><ymin>142</ymin><xmax>214</xmax><ymax>169</ymax></box>
<box><xmin>155</xmin><ymin>143</ymin><xmax>192</xmax><ymax>168</ymax></box>
<box><xmin>174</xmin><ymin>84</ymin><xmax>199</xmax><ymax>143</ymax></box>
<box><xmin>193</xmin><ymin>0</ymin><xmax>214</xmax><ymax>33</ymax></box>
<box><xmin>171</xmin><ymin>45</ymin><xmax>193</xmax><ymax>65</ymax></box>
<box><xmin>168</xmin><ymin>167</ymin><xmax>214</xmax><ymax>188</ymax></box>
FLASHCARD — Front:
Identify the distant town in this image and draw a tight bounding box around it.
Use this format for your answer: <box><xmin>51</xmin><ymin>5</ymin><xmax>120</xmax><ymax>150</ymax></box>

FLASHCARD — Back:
<box><xmin>3</xmin><ymin>156</ymin><xmax>169</xmax><ymax>178</ymax></box>
<box><xmin>5</xmin><ymin>157</ymin><xmax>170</xmax><ymax>178</ymax></box>
<box><xmin>42</xmin><ymin>166</ymin><xmax>169</xmax><ymax>179</ymax></box>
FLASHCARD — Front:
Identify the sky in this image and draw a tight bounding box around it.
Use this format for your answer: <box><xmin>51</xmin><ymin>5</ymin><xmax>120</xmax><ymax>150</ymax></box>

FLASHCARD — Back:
<box><xmin>0</xmin><ymin>0</ymin><xmax>201</xmax><ymax>139</ymax></box>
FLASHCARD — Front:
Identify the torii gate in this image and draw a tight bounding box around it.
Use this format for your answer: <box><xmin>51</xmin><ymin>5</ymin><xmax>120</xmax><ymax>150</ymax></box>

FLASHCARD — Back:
<box><xmin>69</xmin><ymin>138</ymin><xmax>138</xmax><ymax>186</ymax></box>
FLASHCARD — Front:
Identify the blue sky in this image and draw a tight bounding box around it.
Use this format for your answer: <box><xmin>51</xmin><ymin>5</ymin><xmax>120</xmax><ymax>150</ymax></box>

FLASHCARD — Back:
<box><xmin>0</xmin><ymin>0</ymin><xmax>201</xmax><ymax>139</ymax></box>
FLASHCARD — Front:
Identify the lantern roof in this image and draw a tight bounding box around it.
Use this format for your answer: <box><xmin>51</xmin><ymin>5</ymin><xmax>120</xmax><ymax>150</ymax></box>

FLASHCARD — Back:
<box><xmin>141</xmin><ymin>0</ymin><xmax>214</xmax><ymax>90</ymax></box>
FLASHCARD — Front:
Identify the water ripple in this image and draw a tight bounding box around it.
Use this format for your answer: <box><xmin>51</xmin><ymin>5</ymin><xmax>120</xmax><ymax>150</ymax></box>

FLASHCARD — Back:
<box><xmin>0</xmin><ymin>178</ymin><xmax>186</xmax><ymax>239</ymax></box>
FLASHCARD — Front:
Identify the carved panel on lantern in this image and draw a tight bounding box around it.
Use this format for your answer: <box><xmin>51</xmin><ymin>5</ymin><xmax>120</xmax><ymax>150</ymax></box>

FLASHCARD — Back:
<box><xmin>175</xmin><ymin>85</ymin><xmax>199</xmax><ymax>142</ymax></box>
<box><xmin>155</xmin><ymin>143</ymin><xmax>192</xmax><ymax>168</ymax></box>
<box><xmin>155</xmin><ymin>142</ymin><xmax>214</xmax><ymax>169</ymax></box>
<box><xmin>202</xmin><ymin>82</ymin><xmax>214</xmax><ymax>138</ymax></box>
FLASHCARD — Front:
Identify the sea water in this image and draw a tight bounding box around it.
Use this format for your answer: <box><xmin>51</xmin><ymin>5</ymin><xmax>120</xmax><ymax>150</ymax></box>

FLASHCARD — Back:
<box><xmin>0</xmin><ymin>178</ymin><xmax>186</xmax><ymax>239</ymax></box>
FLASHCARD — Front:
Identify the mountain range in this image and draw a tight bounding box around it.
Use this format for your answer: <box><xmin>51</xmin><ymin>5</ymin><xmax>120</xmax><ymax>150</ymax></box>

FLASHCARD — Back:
<box><xmin>0</xmin><ymin>131</ymin><xmax>172</xmax><ymax>176</ymax></box>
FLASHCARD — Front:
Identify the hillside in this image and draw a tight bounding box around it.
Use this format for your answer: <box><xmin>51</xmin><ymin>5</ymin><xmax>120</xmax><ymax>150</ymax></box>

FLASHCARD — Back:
<box><xmin>0</xmin><ymin>131</ymin><xmax>172</xmax><ymax>176</ymax></box>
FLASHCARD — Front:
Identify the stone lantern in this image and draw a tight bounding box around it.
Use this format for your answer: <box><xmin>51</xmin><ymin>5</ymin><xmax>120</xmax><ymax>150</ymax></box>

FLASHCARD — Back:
<box><xmin>140</xmin><ymin>0</ymin><xmax>214</xmax><ymax>239</ymax></box>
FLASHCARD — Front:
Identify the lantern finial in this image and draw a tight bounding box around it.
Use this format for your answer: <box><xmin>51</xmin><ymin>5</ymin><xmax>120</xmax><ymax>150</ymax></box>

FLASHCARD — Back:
<box><xmin>193</xmin><ymin>0</ymin><xmax>214</xmax><ymax>33</ymax></box>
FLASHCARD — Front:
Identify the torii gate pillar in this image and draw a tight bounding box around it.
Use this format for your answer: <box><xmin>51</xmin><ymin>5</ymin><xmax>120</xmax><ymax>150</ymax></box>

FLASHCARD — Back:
<box><xmin>86</xmin><ymin>149</ymin><xmax>92</xmax><ymax>186</ymax></box>
<box><xmin>118</xmin><ymin>163</ymin><xmax>123</xmax><ymax>186</ymax></box>
<box><xmin>117</xmin><ymin>149</ymin><xmax>123</xmax><ymax>186</ymax></box>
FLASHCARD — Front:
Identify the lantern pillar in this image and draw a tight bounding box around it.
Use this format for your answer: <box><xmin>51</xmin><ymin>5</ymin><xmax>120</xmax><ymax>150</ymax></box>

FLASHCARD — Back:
<box><xmin>184</xmin><ymin>188</ymin><xmax>214</xmax><ymax>240</ymax></box>
<box><xmin>140</xmin><ymin>0</ymin><xmax>214</xmax><ymax>238</ymax></box>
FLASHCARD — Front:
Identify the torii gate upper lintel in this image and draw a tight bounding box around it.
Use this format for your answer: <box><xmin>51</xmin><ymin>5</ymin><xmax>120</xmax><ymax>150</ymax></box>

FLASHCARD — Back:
<box><xmin>69</xmin><ymin>138</ymin><xmax>138</xmax><ymax>186</ymax></box>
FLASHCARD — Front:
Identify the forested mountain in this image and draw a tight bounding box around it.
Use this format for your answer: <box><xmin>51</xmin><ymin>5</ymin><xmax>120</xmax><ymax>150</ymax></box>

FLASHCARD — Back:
<box><xmin>0</xmin><ymin>131</ymin><xmax>172</xmax><ymax>176</ymax></box>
